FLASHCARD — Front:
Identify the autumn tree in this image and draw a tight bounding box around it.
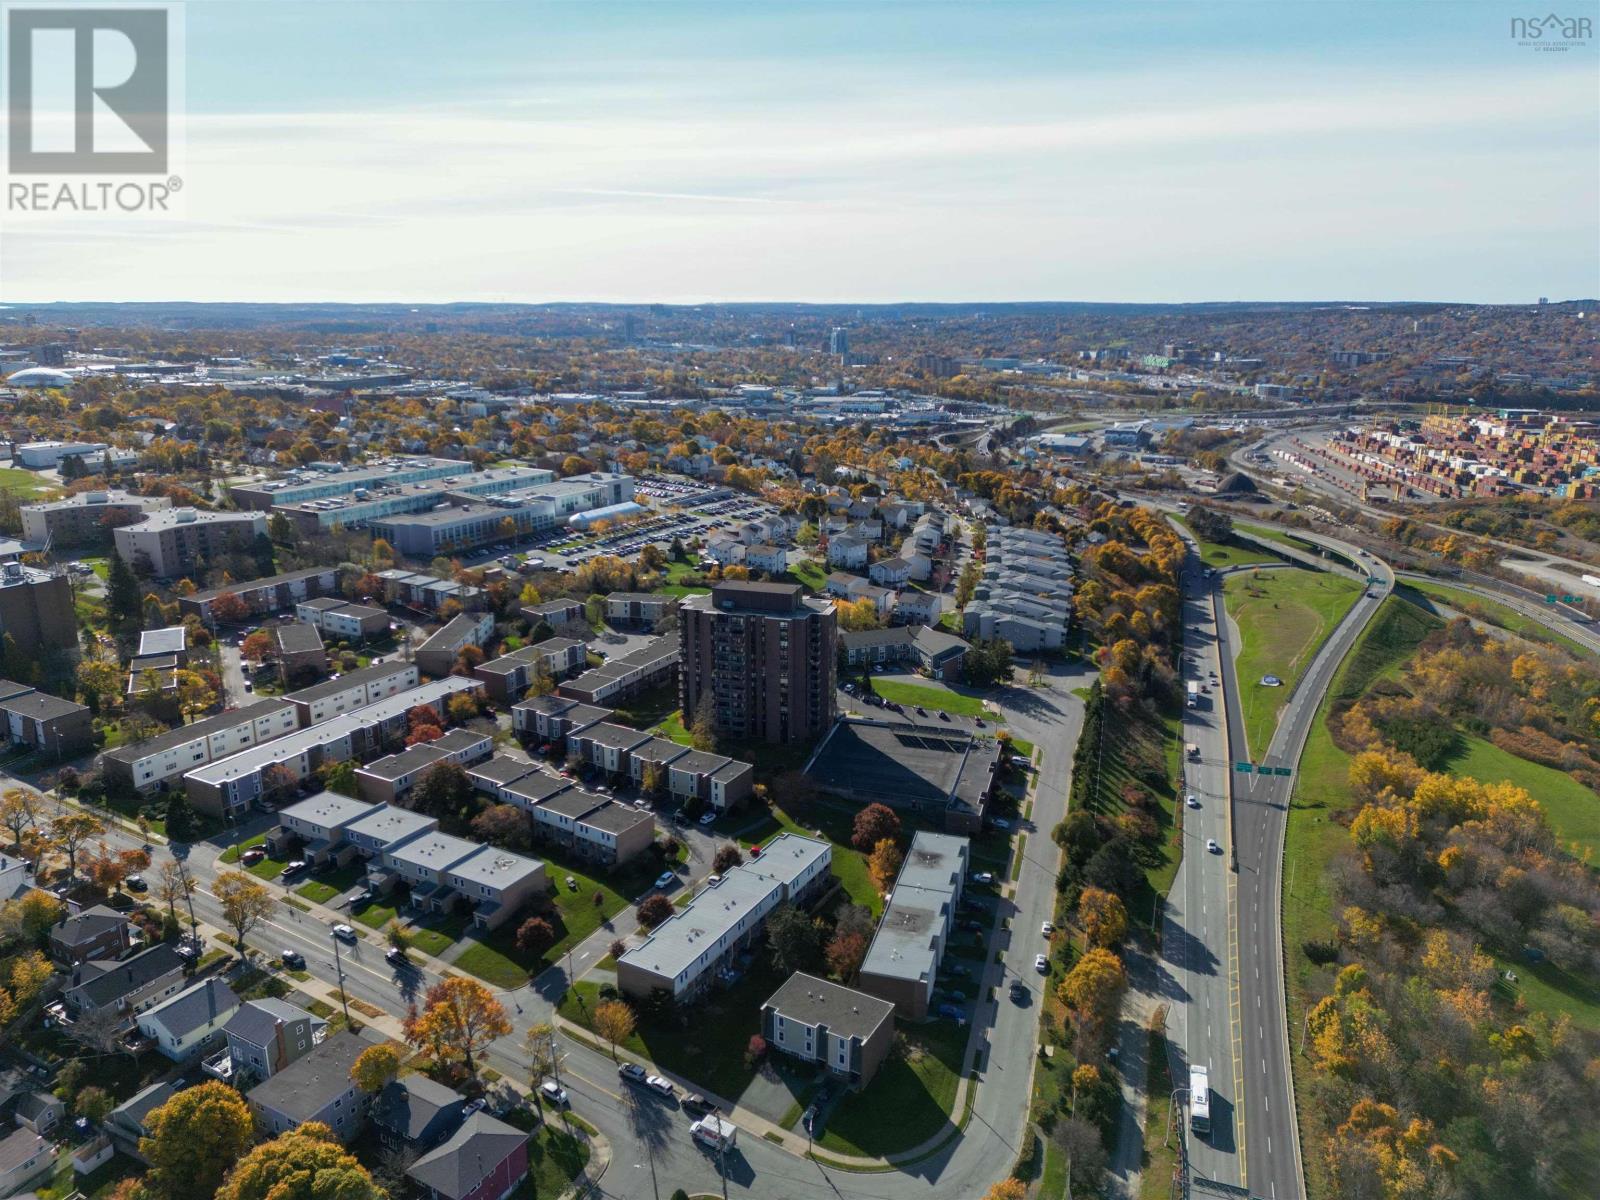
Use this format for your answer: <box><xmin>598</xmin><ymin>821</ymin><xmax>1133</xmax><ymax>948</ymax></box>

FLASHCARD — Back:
<box><xmin>404</xmin><ymin>977</ymin><xmax>511</xmax><ymax>1079</ymax></box>
<box><xmin>825</xmin><ymin>929</ymin><xmax>869</xmax><ymax>981</ymax></box>
<box><xmin>525</xmin><ymin>1022</ymin><xmax>558</xmax><ymax>1085</ymax></box>
<box><xmin>0</xmin><ymin>788</ymin><xmax>38</xmax><ymax>851</ymax></box>
<box><xmin>1058</xmin><ymin>947</ymin><xmax>1127</xmax><ymax>1042</ymax></box>
<box><xmin>75</xmin><ymin>1085</ymin><xmax>114</xmax><ymax>1124</ymax></box>
<box><xmin>515</xmin><ymin>916</ymin><xmax>556</xmax><ymax>958</ymax></box>
<box><xmin>711</xmin><ymin>843</ymin><xmax>744</xmax><ymax>874</ymax></box>
<box><xmin>50</xmin><ymin>810</ymin><xmax>105</xmax><ymax>879</ymax></box>
<box><xmin>636</xmin><ymin>893</ymin><xmax>674</xmax><ymax>929</ymax></box>
<box><xmin>0</xmin><ymin>891</ymin><xmax>62</xmax><ymax>946</ymax></box>
<box><xmin>1077</xmin><ymin>886</ymin><xmax>1128</xmax><ymax>950</ymax></box>
<box><xmin>471</xmin><ymin>803</ymin><xmax>530</xmax><ymax>850</ymax></box>
<box><xmin>868</xmin><ymin>837</ymin><xmax>903</xmax><ymax>892</ymax></box>
<box><xmin>216</xmin><ymin>1122</ymin><xmax>383</xmax><ymax>1200</ymax></box>
<box><xmin>851</xmin><ymin>802</ymin><xmax>901</xmax><ymax>851</ymax></box>
<box><xmin>592</xmin><ymin>998</ymin><xmax>637</xmax><ymax>1058</ymax></box>
<box><xmin>213</xmin><ymin>870</ymin><xmax>274</xmax><ymax>956</ymax></box>
<box><xmin>349</xmin><ymin>1043</ymin><xmax>403</xmax><ymax>1093</ymax></box>
<box><xmin>141</xmin><ymin>1080</ymin><xmax>255</xmax><ymax>1200</ymax></box>
<box><xmin>240</xmin><ymin>631</ymin><xmax>275</xmax><ymax>662</ymax></box>
<box><xmin>208</xmin><ymin>591</ymin><xmax>249</xmax><ymax>625</ymax></box>
<box><xmin>689</xmin><ymin>693</ymin><xmax>718</xmax><ymax>752</ymax></box>
<box><xmin>983</xmin><ymin>1180</ymin><xmax>1026</xmax><ymax>1200</ymax></box>
<box><xmin>411</xmin><ymin>760</ymin><xmax>472</xmax><ymax>818</ymax></box>
<box><xmin>6</xmin><ymin>950</ymin><xmax>52</xmax><ymax>1006</ymax></box>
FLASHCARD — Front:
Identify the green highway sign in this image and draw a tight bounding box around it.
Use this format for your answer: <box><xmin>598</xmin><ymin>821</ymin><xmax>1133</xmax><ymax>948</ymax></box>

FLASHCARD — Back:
<box><xmin>1545</xmin><ymin>595</ymin><xmax>1558</xmax><ymax>604</ymax></box>
<box><xmin>1235</xmin><ymin>762</ymin><xmax>1254</xmax><ymax>773</ymax></box>
<box><xmin>1275</xmin><ymin>767</ymin><xmax>1293</xmax><ymax>777</ymax></box>
<box><xmin>1562</xmin><ymin>595</ymin><xmax>1579</xmax><ymax>604</ymax></box>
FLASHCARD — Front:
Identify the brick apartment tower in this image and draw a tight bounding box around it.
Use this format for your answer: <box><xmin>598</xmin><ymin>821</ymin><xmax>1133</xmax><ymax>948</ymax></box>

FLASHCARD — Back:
<box><xmin>679</xmin><ymin>581</ymin><xmax>837</xmax><ymax>747</ymax></box>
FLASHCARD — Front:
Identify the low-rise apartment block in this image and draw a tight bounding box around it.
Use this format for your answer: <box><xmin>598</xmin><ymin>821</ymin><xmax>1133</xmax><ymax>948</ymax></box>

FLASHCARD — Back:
<box><xmin>557</xmin><ymin>635</ymin><xmax>679</xmax><ymax>706</ymax></box>
<box><xmin>414</xmin><ymin>611</ymin><xmax>496</xmax><ymax>677</ymax></box>
<box><xmin>20</xmin><ymin>489</ymin><xmax>171</xmax><ymax>546</ymax></box>
<box><xmin>603</xmin><ymin>592</ymin><xmax>676</xmax><ymax>629</ymax></box>
<box><xmin>857</xmin><ymin>832</ymin><xmax>968</xmax><ymax>1019</ymax></box>
<box><xmin>510</xmin><ymin>694</ymin><xmax>613</xmax><ymax>746</ymax></box>
<box><xmin>354</xmin><ymin>727</ymin><xmax>493</xmax><ymax>805</ymax></box>
<box><xmin>284</xmin><ymin>660</ymin><xmax>420</xmax><ymax>724</ymax></box>
<box><xmin>178</xmin><ymin>566</ymin><xmax>343</xmax><ymax>626</ymax></box>
<box><xmin>617</xmin><ymin>833</ymin><xmax>831</xmax><ymax>1002</ymax></box>
<box><xmin>373</xmin><ymin>569</ymin><xmax>486</xmax><ymax>614</ymax></box>
<box><xmin>0</xmin><ymin>679</ymin><xmax>93</xmax><ymax>758</ymax></box>
<box><xmin>100</xmin><ymin>697</ymin><xmax>301</xmax><ymax>792</ymax></box>
<box><xmin>761</xmin><ymin>972</ymin><xmax>896</xmax><ymax>1088</ymax></box>
<box><xmin>472</xmin><ymin>637</ymin><xmax>587</xmax><ymax>702</ymax></box>
<box><xmin>184</xmin><ymin>677</ymin><xmax>484</xmax><ymax>818</ymax></box>
<box><xmin>113</xmin><ymin>508</ymin><xmax>268</xmax><ymax>578</ymax></box>
<box><xmin>295</xmin><ymin>597</ymin><xmax>391</xmax><ymax>641</ymax></box>
<box><xmin>840</xmin><ymin>625</ymin><xmax>968</xmax><ymax>681</ymax></box>
<box><xmin>376</xmin><ymin>832</ymin><xmax>546</xmax><ymax>931</ymax></box>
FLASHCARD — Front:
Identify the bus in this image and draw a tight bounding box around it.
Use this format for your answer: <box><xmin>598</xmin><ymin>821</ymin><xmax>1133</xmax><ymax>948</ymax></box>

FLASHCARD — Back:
<box><xmin>1190</xmin><ymin>1065</ymin><xmax>1211</xmax><ymax>1135</ymax></box>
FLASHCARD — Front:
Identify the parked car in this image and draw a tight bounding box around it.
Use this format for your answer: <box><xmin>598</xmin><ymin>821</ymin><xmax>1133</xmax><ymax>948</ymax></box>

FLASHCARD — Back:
<box><xmin>1035</xmin><ymin>953</ymin><xmax>1050</xmax><ymax>973</ymax></box>
<box><xmin>936</xmin><ymin>1003</ymin><xmax>965</xmax><ymax>1021</ymax></box>
<box><xmin>1186</xmin><ymin>794</ymin><xmax>1200</xmax><ymax>809</ymax></box>
<box><xmin>241</xmin><ymin>848</ymin><xmax>266</xmax><ymax>866</ymax></box>
<box><xmin>124</xmin><ymin>874</ymin><xmax>147</xmax><ymax>892</ymax></box>
<box><xmin>346</xmin><ymin>888</ymin><xmax>374</xmax><ymax>907</ymax></box>
<box><xmin>539</xmin><ymin>1081</ymin><xmax>571</xmax><ymax>1108</ymax></box>
<box><xmin>645</xmin><ymin>1075</ymin><xmax>675</xmax><ymax>1098</ymax></box>
<box><xmin>618</xmin><ymin>1063</ymin><xmax>648</xmax><ymax>1083</ymax></box>
<box><xmin>989</xmin><ymin>818</ymin><xmax>1012</xmax><ymax>832</ymax></box>
<box><xmin>283</xmin><ymin>860</ymin><xmax>308</xmax><ymax>876</ymax></box>
<box><xmin>1040</xmin><ymin>920</ymin><xmax>1055</xmax><ymax>936</ymax></box>
<box><xmin>969</xmin><ymin>871</ymin><xmax>995</xmax><ymax>886</ymax></box>
<box><xmin>1010</xmin><ymin>980</ymin><xmax>1029</xmax><ymax>1003</ymax></box>
<box><xmin>682</xmin><ymin>1093</ymin><xmax>715</xmax><ymax>1115</ymax></box>
<box><xmin>654</xmin><ymin>871</ymin><xmax>676</xmax><ymax>890</ymax></box>
<box><xmin>280</xmin><ymin>949</ymin><xmax>305</xmax><ymax>969</ymax></box>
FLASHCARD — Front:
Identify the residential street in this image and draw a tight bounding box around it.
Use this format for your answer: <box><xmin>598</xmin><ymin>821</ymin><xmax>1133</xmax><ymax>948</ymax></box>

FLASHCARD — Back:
<box><xmin>11</xmin><ymin>651</ymin><xmax>1094</xmax><ymax>1200</ymax></box>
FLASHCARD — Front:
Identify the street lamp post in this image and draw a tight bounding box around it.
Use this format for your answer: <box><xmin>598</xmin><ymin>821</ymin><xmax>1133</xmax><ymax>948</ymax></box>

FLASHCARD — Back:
<box><xmin>330</xmin><ymin>928</ymin><xmax>351</xmax><ymax>1025</ymax></box>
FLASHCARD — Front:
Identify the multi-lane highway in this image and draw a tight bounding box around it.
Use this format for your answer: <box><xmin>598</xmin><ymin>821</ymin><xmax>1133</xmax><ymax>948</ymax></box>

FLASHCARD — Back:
<box><xmin>1232</xmin><ymin>528</ymin><xmax>1390</xmax><ymax>1200</ymax></box>
<box><xmin>1167</xmin><ymin>561</ymin><xmax>1245</xmax><ymax>1186</ymax></box>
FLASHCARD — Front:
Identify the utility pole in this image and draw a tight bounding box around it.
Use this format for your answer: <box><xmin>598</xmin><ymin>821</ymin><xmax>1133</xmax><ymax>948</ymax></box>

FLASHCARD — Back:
<box><xmin>330</xmin><ymin>928</ymin><xmax>351</xmax><ymax>1025</ymax></box>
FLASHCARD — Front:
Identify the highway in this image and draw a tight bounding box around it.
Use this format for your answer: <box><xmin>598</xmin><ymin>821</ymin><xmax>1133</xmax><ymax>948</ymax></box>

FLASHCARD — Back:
<box><xmin>1165</xmin><ymin>560</ymin><xmax>1244</xmax><ymax>1186</ymax></box>
<box><xmin>1222</xmin><ymin>528</ymin><xmax>1390</xmax><ymax>1200</ymax></box>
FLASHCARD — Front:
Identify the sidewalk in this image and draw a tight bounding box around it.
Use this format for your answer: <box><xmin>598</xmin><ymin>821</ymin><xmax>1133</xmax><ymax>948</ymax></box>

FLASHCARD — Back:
<box><xmin>550</xmin><ymin>1010</ymin><xmax>977</xmax><ymax>1170</ymax></box>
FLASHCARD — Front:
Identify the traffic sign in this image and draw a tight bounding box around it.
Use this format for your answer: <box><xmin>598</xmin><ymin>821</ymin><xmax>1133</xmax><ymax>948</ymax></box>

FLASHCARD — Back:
<box><xmin>1275</xmin><ymin>766</ymin><xmax>1293</xmax><ymax>777</ymax></box>
<box><xmin>1562</xmin><ymin>595</ymin><xmax>1579</xmax><ymax>604</ymax></box>
<box><xmin>1235</xmin><ymin>762</ymin><xmax>1254</xmax><ymax>773</ymax></box>
<box><xmin>1545</xmin><ymin>595</ymin><xmax>1558</xmax><ymax>604</ymax></box>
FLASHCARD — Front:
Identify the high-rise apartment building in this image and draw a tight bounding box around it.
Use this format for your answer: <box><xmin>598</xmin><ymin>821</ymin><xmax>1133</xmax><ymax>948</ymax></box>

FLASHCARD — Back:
<box><xmin>679</xmin><ymin>582</ymin><xmax>836</xmax><ymax>747</ymax></box>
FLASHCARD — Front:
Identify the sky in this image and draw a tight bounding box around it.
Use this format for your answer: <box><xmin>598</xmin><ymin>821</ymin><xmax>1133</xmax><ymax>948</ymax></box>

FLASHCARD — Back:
<box><xmin>1</xmin><ymin>0</ymin><xmax>1597</xmax><ymax>304</ymax></box>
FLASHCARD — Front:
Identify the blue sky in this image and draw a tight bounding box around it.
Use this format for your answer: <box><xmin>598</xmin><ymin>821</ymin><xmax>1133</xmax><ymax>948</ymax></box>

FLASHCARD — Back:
<box><xmin>4</xmin><ymin>0</ymin><xmax>1597</xmax><ymax>303</ymax></box>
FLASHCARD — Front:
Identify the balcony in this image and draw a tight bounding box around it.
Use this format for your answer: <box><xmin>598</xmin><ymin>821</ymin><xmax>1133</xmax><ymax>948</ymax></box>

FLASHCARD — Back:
<box><xmin>201</xmin><ymin>1048</ymin><xmax>237</xmax><ymax>1082</ymax></box>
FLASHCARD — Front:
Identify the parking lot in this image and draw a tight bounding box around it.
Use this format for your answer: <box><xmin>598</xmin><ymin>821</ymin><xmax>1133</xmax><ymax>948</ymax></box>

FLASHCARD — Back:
<box><xmin>453</xmin><ymin>486</ymin><xmax>786</xmax><ymax>575</ymax></box>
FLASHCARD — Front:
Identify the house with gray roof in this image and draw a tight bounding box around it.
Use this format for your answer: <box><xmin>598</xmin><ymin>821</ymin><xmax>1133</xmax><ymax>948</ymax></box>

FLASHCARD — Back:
<box><xmin>246</xmin><ymin>1029</ymin><xmax>368</xmax><ymax>1142</ymax></box>
<box><xmin>49</xmin><ymin>904</ymin><xmax>130</xmax><ymax>965</ymax></box>
<box><xmin>64</xmin><ymin>942</ymin><xmax>186</xmax><ymax>1025</ymax></box>
<box><xmin>371</xmin><ymin>1075</ymin><xmax>468</xmax><ymax>1151</ymax></box>
<box><xmin>136</xmin><ymin>977</ymin><xmax>240</xmax><ymax>1061</ymax></box>
<box><xmin>407</xmin><ymin>1111</ymin><xmax>528</xmax><ymax>1200</ymax></box>
<box><xmin>208</xmin><ymin>998</ymin><xmax>329</xmax><ymax>1084</ymax></box>
<box><xmin>105</xmin><ymin>1082</ymin><xmax>178</xmax><ymax>1161</ymax></box>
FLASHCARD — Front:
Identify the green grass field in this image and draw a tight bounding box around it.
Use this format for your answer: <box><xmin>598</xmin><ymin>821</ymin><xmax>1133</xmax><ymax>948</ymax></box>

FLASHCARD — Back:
<box><xmin>1224</xmin><ymin>568</ymin><xmax>1364</xmax><ymax>759</ymax></box>
<box><xmin>454</xmin><ymin>861</ymin><xmax>632</xmax><ymax>987</ymax></box>
<box><xmin>815</xmin><ymin>1019</ymin><xmax>967</xmax><ymax>1157</ymax></box>
<box><xmin>0</xmin><ymin>467</ymin><xmax>52</xmax><ymax>498</ymax></box>
<box><xmin>1399</xmin><ymin>577</ymin><xmax>1590</xmax><ymax>658</ymax></box>
<box><xmin>1443</xmin><ymin>734</ymin><xmax>1600</xmax><ymax>859</ymax></box>
<box><xmin>783</xmin><ymin>558</ymin><xmax>828</xmax><ymax>592</ymax></box>
<box><xmin>868</xmin><ymin>678</ymin><xmax>989</xmax><ymax>718</ymax></box>
<box><xmin>1173</xmin><ymin>515</ymin><xmax>1281</xmax><ymax>569</ymax></box>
